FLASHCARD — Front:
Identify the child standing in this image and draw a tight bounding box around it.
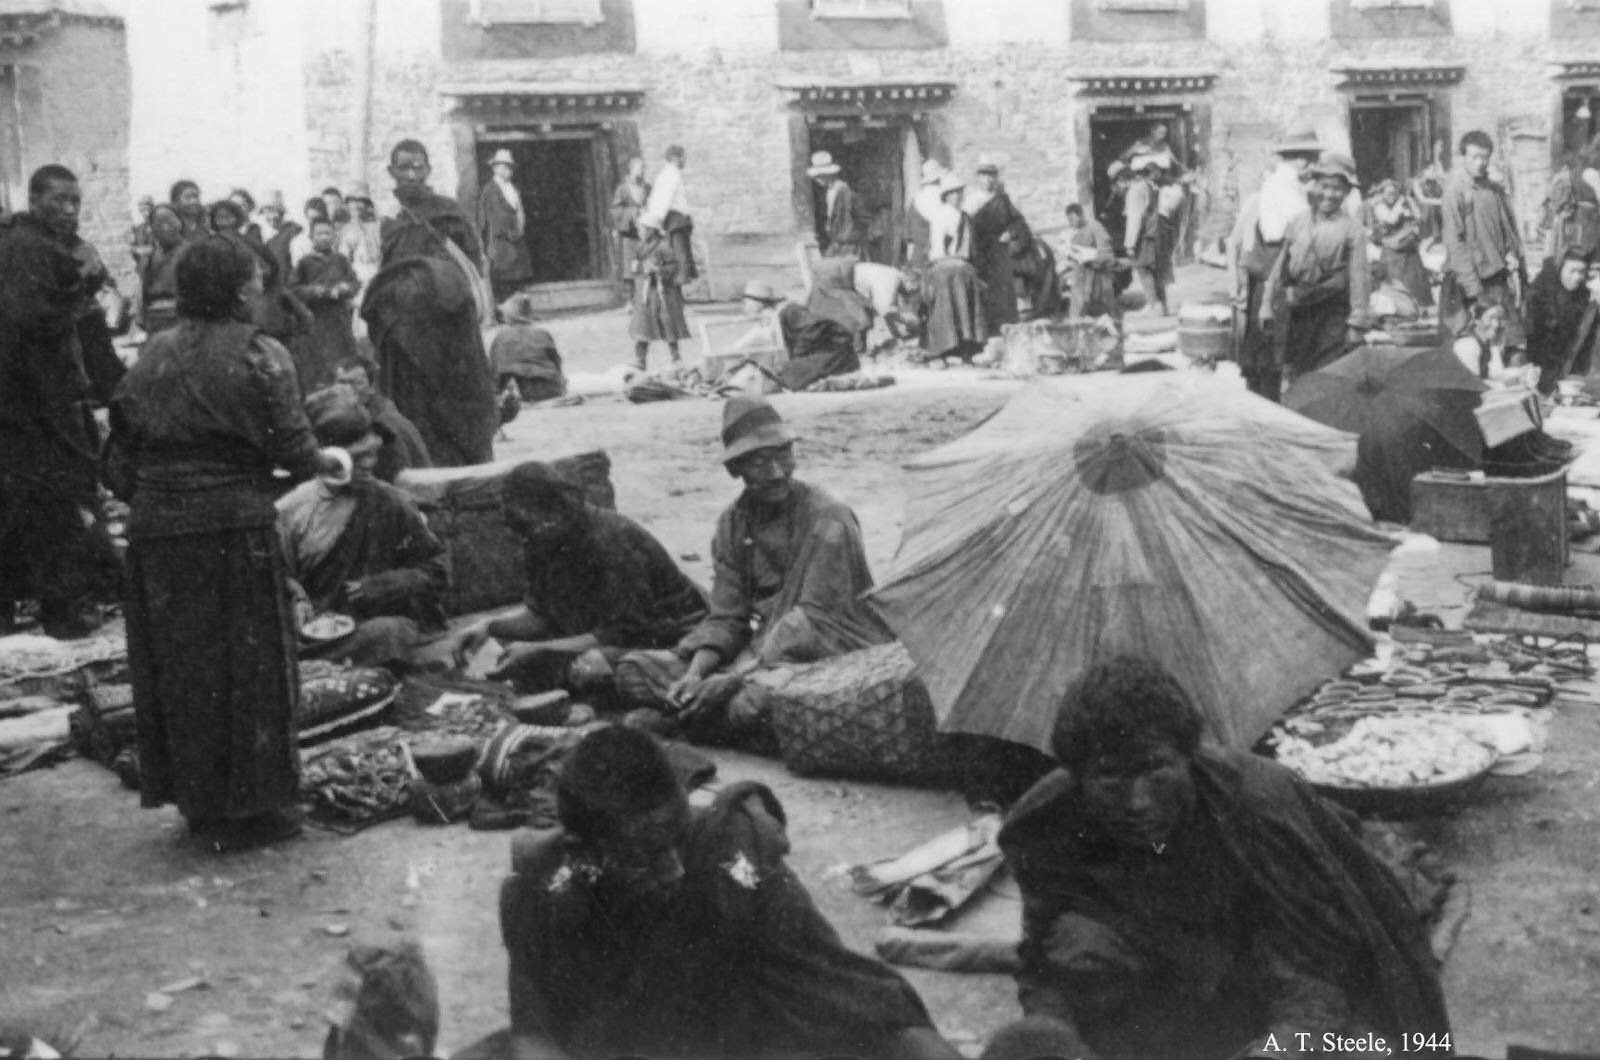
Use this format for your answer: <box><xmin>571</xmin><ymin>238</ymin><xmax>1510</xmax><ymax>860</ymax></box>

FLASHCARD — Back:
<box><xmin>630</xmin><ymin>213</ymin><xmax>692</xmax><ymax>371</ymax></box>
<box><xmin>288</xmin><ymin>216</ymin><xmax>360</xmax><ymax>395</ymax></box>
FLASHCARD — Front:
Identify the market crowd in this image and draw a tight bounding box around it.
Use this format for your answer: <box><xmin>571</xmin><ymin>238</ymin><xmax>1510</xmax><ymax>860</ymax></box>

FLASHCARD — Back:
<box><xmin>0</xmin><ymin>131</ymin><xmax>1462</xmax><ymax>1060</ymax></box>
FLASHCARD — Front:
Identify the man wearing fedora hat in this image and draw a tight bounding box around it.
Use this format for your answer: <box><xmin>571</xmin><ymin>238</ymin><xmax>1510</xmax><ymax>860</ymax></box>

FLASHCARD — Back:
<box><xmin>1123</xmin><ymin>153</ymin><xmax>1174</xmax><ymax>317</ymax></box>
<box><xmin>613</xmin><ymin>394</ymin><xmax>893</xmax><ymax>741</ymax></box>
<box><xmin>1227</xmin><ymin>125</ymin><xmax>1322</xmax><ymax>400</ymax></box>
<box><xmin>278</xmin><ymin>387</ymin><xmax>449</xmax><ymax>670</ymax></box>
<box><xmin>809</xmin><ymin>150</ymin><xmax>868</xmax><ymax>260</ymax></box>
<box><xmin>478</xmin><ymin>148</ymin><xmax>535</xmax><ymax>304</ymax></box>
<box><xmin>1263</xmin><ymin>150</ymin><xmax>1373</xmax><ymax>384</ymax></box>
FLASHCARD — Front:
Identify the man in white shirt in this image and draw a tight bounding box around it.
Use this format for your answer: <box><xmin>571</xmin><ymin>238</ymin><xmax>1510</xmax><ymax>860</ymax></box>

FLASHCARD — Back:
<box><xmin>646</xmin><ymin>144</ymin><xmax>697</xmax><ymax>281</ymax></box>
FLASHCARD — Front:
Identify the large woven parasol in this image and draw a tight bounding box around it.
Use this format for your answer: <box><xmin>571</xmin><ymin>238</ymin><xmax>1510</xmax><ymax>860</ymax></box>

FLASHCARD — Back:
<box><xmin>1284</xmin><ymin>345</ymin><xmax>1487</xmax><ymax>523</ymax></box>
<box><xmin>868</xmin><ymin>373</ymin><xmax>1395</xmax><ymax>755</ymax></box>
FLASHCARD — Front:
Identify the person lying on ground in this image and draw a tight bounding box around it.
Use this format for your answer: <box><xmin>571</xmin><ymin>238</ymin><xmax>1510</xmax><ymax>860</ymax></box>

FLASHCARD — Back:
<box><xmin>614</xmin><ymin>395</ymin><xmax>894</xmax><ymax>745</ymax></box>
<box><xmin>453</xmin><ymin>726</ymin><xmax>962</xmax><ymax>1060</ymax></box>
<box><xmin>278</xmin><ymin>390</ymin><xmax>449</xmax><ymax>670</ymax></box>
<box><xmin>999</xmin><ymin>655</ymin><xmax>1451</xmax><ymax>1060</ymax></box>
<box><xmin>449</xmin><ymin>462</ymin><xmax>707</xmax><ymax>703</ymax></box>
<box><xmin>731</xmin><ymin>280</ymin><xmax>862</xmax><ymax>390</ymax></box>
<box><xmin>333</xmin><ymin>353</ymin><xmax>431</xmax><ymax>483</ymax></box>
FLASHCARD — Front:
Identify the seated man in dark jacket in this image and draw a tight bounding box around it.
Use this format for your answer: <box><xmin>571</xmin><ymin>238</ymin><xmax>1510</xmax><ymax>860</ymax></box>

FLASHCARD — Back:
<box><xmin>999</xmin><ymin>655</ymin><xmax>1450</xmax><ymax>1060</ymax></box>
<box><xmin>451</xmin><ymin>462</ymin><xmax>707</xmax><ymax>702</ymax></box>
<box><xmin>277</xmin><ymin>396</ymin><xmax>448</xmax><ymax>669</ymax></box>
<box><xmin>454</xmin><ymin>726</ymin><xmax>961</xmax><ymax>1060</ymax></box>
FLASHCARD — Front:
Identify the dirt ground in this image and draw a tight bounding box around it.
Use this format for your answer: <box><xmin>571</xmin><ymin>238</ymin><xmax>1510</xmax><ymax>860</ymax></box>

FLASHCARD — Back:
<box><xmin>5</xmin><ymin>275</ymin><xmax>1600</xmax><ymax>1058</ymax></box>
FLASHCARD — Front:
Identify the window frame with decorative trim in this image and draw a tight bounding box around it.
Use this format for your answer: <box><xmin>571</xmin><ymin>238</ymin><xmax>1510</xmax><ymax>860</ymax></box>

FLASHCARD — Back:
<box><xmin>810</xmin><ymin>0</ymin><xmax>915</xmax><ymax>20</ymax></box>
<box><xmin>1568</xmin><ymin>0</ymin><xmax>1600</xmax><ymax>11</ymax></box>
<box><xmin>1350</xmin><ymin>0</ymin><xmax>1434</xmax><ymax>9</ymax></box>
<box><xmin>467</xmin><ymin>0</ymin><xmax>605</xmax><ymax>28</ymax></box>
<box><xmin>1096</xmin><ymin>0</ymin><xmax>1189</xmax><ymax>10</ymax></box>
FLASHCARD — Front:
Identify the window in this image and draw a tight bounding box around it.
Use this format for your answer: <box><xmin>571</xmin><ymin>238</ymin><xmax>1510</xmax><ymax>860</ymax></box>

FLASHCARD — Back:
<box><xmin>1097</xmin><ymin>0</ymin><xmax>1189</xmax><ymax>9</ymax></box>
<box><xmin>1350</xmin><ymin>0</ymin><xmax>1433</xmax><ymax>8</ymax></box>
<box><xmin>811</xmin><ymin>0</ymin><xmax>914</xmax><ymax>19</ymax></box>
<box><xmin>468</xmin><ymin>0</ymin><xmax>604</xmax><ymax>27</ymax></box>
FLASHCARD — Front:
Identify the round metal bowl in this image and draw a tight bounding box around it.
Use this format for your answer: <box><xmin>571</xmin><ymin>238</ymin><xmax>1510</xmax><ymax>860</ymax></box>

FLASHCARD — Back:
<box><xmin>1311</xmin><ymin>759</ymin><xmax>1495</xmax><ymax>818</ymax></box>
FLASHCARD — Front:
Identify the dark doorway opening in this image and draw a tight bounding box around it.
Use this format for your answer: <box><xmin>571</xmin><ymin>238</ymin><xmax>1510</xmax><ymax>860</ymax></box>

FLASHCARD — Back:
<box><xmin>1349</xmin><ymin>97</ymin><xmax>1431</xmax><ymax>189</ymax></box>
<box><xmin>1088</xmin><ymin>107</ymin><xmax>1194</xmax><ymax>216</ymax></box>
<box><xmin>807</xmin><ymin>117</ymin><xmax>913</xmax><ymax>266</ymax></box>
<box><xmin>477</xmin><ymin>133</ymin><xmax>607</xmax><ymax>285</ymax></box>
<box><xmin>1561</xmin><ymin>86</ymin><xmax>1600</xmax><ymax>160</ymax></box>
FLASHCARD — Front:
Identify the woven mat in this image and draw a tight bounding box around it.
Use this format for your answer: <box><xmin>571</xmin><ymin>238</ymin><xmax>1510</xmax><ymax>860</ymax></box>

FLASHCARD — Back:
<box><xmin>1464</xmin><ymin>599</ymin><xmax>1600</xmax><ymax>639</ymax></box>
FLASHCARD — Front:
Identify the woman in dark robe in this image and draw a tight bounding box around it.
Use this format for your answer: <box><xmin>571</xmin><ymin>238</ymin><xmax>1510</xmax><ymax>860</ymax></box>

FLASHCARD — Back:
<box><xmin>137</xmin><ymin>205</ymin><xmax>186</xmax><ymax>335</ymax></box>
<box><xmin>962</xmin><ymin>160</ymin><xmax>1025</xmax><ymax>336</ymax></box>
<box><xmin>609</xmin><ymin>156</ymin><xmax>650</xmax><ymax>299</ymax></box>
<box><xmin>107</xmin><ymin>236</ymin><xmax>341</xmax><ymax>853</ymax></box>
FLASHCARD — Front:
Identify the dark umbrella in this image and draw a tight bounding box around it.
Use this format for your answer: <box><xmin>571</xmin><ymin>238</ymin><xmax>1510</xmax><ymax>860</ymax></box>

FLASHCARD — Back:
<box><xmin>1284</xmin><ymin>344</ymin><xmax>1487</xmax><ymax>523</ymax></box>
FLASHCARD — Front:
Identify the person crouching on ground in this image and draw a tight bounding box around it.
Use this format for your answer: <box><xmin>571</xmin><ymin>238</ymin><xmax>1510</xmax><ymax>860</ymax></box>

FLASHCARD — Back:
<box><xmin>1264</xmin><ymin>151</ymin><xmax>1372</xmax><ymax>387</ymax></box>
<box><xmin>630</xmin><ymin>211</ymin><xmax>692</xmax><ymax>372</ymax></box>
<box><xmin>732</xmin><ymin>281</ymin><xmax>863</xmax><ymax>390</ymax></box>
<box><xmin>998</xmin><ymin>655</ymin><xmax>1450</xmax><ymax>1060</ymax></box>
<box><xmin>452</xmin><ymin>726</ymin><xmax>961</xmax><ymax>1060</ymax></box>
<box><xmin>614</xmin><ymin>395</ymin><xmax>894</xmax><ymax>745</ymax></box>
<box><xmin>278</xmin><ymin>389</ymin><xmax>449</xmax><ymax>671</ymax></box>
<box><xmin>449</xmin><ymin>462</ymin><xmax>707</xmax><ymax>705</ymax></box>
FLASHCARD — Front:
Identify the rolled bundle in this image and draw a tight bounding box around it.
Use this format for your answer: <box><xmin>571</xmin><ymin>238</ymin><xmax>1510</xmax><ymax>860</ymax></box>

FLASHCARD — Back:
<box><xmin>1477</xmin><ymin>580</ymin><xmax>1600</xmax><ymax>615</ymax></box>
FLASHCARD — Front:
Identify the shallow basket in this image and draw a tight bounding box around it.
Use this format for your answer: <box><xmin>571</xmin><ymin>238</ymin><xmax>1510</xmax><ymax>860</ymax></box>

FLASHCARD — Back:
<box><xmin>1311</xmin><ymin>763</ymin><xmax>1494</xmax><ymax>819</ymax></box>
<box><xmin>752</xmin><ymin>642</ymin><xmax>956</xmax><ymax>783</ymax></box>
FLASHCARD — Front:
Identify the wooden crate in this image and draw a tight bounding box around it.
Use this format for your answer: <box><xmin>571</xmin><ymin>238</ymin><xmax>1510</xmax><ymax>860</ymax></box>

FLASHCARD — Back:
<box><xmin>1410</xmin><ymin>469</ymin><xmax>1568</xmax><ymax>563</ymax></box>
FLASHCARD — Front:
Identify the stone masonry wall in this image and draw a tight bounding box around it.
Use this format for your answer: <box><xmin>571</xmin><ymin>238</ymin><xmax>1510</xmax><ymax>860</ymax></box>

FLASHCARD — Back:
<box><xmin>300</xmin><ymin>16</ymin><xmax>1570</xmax><ymax>298</ymax></box>
<box><xmin>0</xmin><ymin>20</ymin><xmax>133</xmax><ymax>287</ymax></box>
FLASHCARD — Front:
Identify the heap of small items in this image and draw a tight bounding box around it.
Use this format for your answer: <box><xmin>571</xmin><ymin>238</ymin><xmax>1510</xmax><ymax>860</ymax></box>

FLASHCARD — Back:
<box><xmin>1267</xmin><ymin>636</ymin><xmax>1582</xmax><ymax>795</ymax></box>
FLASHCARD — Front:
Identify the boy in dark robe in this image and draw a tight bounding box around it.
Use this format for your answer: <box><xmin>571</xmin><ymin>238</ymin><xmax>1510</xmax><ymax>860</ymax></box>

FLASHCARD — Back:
<box><xmin>289</xmin><ymin>216</ymin><xmax>359</xmax><ymax>395</ymax></box>
<box><xmin>1000</xmin><ymin>656</ymin><xmax>1450</xmax><ymax>1060</ymax></box>
<box><xmin>629</xmin><ymin>214</ymin><xmax>692</xmax><ymax>372</ymax></box>
<box><xmin>277</xmin><ymin>393</ymin><xmax>448</xmax><ymax>670</ymax></box>
<box><xmin>454</xmin><ymin>727</ymin><xmax>961</xmax><ymax>1060</ymax></box>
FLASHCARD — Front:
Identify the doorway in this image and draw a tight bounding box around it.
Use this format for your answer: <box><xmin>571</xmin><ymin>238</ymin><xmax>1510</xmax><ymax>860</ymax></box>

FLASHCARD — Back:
<box><xmin>1561</xmin><ymin>86</ymin><xmax>1600</xmax><ymax>160</ymax></box>
<box><xmin>1088</xmin><ymin>107</ymin><xmax>1194</xmax><ymax>216</ymax></box>
<box><xmin>477</xmin><ymin>133</ymin><xmax>608</xmax><ymax>285</ymax></box>
<box><xmin>1349</xmin><ymin>98</ymin><xmax>1431</xmax><ymax>189</ymax></box>
<box><xmin>806</xmin><ymin>117</ymin><xmax>912</xmax><ymax>266</ymax></box>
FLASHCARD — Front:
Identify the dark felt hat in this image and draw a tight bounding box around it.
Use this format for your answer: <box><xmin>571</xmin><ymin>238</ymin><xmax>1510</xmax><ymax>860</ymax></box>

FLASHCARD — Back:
<box><xmin>305</xmin><ymin>385</ymin><xmax>375</xmax><ymax>448</ymax></box>
<box><xmin>720</xmin><ymin>394</ymin><xmax>793</xmax><ymax>466</ymax></box>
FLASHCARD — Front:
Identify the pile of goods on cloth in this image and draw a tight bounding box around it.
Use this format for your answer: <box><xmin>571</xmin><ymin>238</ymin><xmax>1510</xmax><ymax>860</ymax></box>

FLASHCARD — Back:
<box><xmin>1</xmin><ymin>627</ymin><xmax>129</xmax><ymax>777</ymax></box>
<box><xmin>1264</xmin><ymin>632</ymin><xmax>1581</xmax><ymax>816</ymax></box>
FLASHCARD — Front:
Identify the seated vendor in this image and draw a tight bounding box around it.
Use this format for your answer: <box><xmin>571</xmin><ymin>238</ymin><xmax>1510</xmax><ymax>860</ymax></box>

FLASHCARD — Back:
<box><xmin>730</xmin><ymin>280</ymin><xmax>862</xmax><ymax>391</ymax></box>
<box><xmin>450</xmin><ymin>462</ymin><xmax>707</xmax><ymax>700</ymax></box>
<box><xmin>1524</xmin><ymin>248</ymin><xmax>1600</xmax><ymax>395</ymax></box>
<box><xmin>491</xmin><ymin>293</ymin><xmax>568</xmax><ymax>403</ymax></box>
<box><xmin>454</xmin><ymin>726</ymin><xmax>961</xmax><ymax>1060</ymax></box>
<box><xmin>614</xmin><ymin>395</ymin><xmax>894</xmax><ymax>744</ymax></box>
<box><xmin>278</xmin><ymin>394</ymin><xmax>449</xmax><ymax>669</ymax></box>
<box><xmin>331</xmin><ymin>356</ymin><xmax>432</xmax><ymax>483</ymax></box>
<box><xmin>999</xmin><ymin>655</ymin><xmax>1451</xmax><ymax>1060</ymax></box>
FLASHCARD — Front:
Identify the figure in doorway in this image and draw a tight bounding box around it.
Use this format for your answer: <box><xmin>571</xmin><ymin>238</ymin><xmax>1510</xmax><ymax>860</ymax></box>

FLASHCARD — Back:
<box><xmin>809</xmin><ymin>150</ymin><xmax>868</xmax><ymax>260</ymax></box>
<box><xmin>1123</xmin><ymin>154</ymin><xmax>1172</xmax><ymax>317</ymax></box>
<box><xmin>609</xmin><ymin>156</ymin><xmax>651</xmax><ymax>299</ymax></box>
<box><xmin>478</xmin><ymin>149</ymin><xmax>535</xmax><ymax>305</ymax></box>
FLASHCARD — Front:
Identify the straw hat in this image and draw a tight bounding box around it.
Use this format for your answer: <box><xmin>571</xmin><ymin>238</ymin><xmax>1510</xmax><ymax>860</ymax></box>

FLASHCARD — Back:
<box><xmin>720</xmin><ymin>393</ymin><xmax>794</xmax><ymax>466</ymax></box>
<box><xmin>1311</xmin><ymin>151</ymin><xmax>1360</xmax><ymax>187</ymax></box>
<box><xmin>741</xmin><ymin>280</ymin><xmax>784</xmax><ymax>305</ymax></box>
<box><xmin>489</xmin><ymin>149</ymin><xmax>516</xmax><ymax>168</ymax></box>
<box><xmin>976</xmin><ymin>154</ymin><xmax>1000</xmax><ymax>174</ymax></box>
<box><xmin>920</xmin><ymin>158</ymin><xmax>947</xmax><ymax>184</ymax></box>
<box><xmin>1273</xmin><ymin>126</ymin><xmax>1324</xmax><ymax>157</ymax></box>
<box><xmin>806</xmin><ymin>151</ymin><xmax>841</xmax><ymax>177</ymax></box>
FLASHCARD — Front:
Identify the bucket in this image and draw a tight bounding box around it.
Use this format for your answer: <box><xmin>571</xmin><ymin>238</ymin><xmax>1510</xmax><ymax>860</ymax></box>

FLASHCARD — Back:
<box><xmin>1176</xmin><ymin>304</ymin><xmax>1233</xmax><ymax>361</ymax></box>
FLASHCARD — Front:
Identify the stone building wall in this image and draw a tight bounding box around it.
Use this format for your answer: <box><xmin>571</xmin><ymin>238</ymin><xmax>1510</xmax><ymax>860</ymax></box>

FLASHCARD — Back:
<box><xmin>0</xmin><ymin>15</ymin><xmax>133</xmax><ymax>284</ymax></box>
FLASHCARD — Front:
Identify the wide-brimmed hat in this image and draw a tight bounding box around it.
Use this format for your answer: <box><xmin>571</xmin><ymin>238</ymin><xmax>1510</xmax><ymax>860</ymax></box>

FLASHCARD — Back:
<box><xmin>976</xmin><ymin>154</ymin><xmax>1000</xmax><ymax>174</ymax></box>
<box><xmin>1106</xmin><ymin>160</ymin><xmax>1128</xmax><ymax>180</ymax></box>
<box><xmin>807</xmin><ymin>151</ymin><xmax>841</xmax><ymax>178</ymax></box>
<box><xmin>489</xmin><ymin>149</ymin><xmax>516</xmax><ymax>168</ymax></box>
<box><xmin>1311</xmin><ymin>151</ymin><xmax>1360</xmax><ymax>187</ymax></box>
<box><xmin>345</xmin><ymin>181</ymin><xmax>374</xmax><ymax>205</ymax></box>
<box><xmin>938</xmin><ymin>172</ymin><xmax>966</xmax><ymax>195</ymax></box>
<box><xmin>720</xmin><ymin>393</ymin><xmax>793</xmax><ymax>466</ymax></box>
<box><xmin>1273</xmin><ymin>126</ymin><xmax>1324</xmax><ymax>157</ymax></box>
<box><xmin>920</xmin><ymin>159</ymin><xmax>947</xmax><ymax>184</ymax></box>
<box><xmin>741</xmin><ymin>280</ymin><xmax>784</xmax><ymax>305</ymax></box>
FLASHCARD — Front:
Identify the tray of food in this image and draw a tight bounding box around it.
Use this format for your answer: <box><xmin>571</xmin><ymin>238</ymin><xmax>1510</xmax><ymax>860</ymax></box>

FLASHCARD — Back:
<box><xmin>1270</xmin><ymin>713</ymin><xmax>1497</xmax><ymax>817</ymax></box>
<box><xmin>301</xmin><ymin>613</ymin><xmax>356</xmax><ymax>643</ymax></box>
